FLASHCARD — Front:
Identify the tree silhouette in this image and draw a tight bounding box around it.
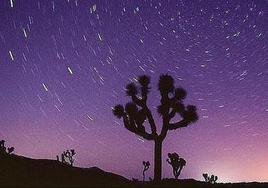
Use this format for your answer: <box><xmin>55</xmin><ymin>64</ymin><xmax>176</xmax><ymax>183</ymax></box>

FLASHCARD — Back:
<box><xmin>167</xmin><ymin>152</ymin><xmax>186</xmax><ymax>179</ymax></box>
<box><xmin>142</xmin><ymin>161</ymin><xmax>150</xmax><ymax>181</ymax></box>
<box><xmin>112</xmin><ymin>74</ymin><xmax>198</xmax><ymax>181</ymax></box>
<box><xmin>61</xmin><ymin>149</ymin><xmax>76</xmax><ymax>166</ymax></box>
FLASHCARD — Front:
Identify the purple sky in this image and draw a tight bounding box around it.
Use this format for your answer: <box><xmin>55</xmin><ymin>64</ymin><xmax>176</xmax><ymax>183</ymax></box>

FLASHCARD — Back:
<box><xmin>0</xmin><ymin>0</ymin><xmax>268</xmax><ymax>183</ymax></box>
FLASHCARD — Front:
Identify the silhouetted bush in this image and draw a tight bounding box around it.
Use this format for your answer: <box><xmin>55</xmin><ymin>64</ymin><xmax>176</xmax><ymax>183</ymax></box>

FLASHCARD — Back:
<box><xmin>113</xmin><ymin>74</ymin><xmax>198</xmax><ymax>181</ymax></box>
<box><xmin>142</xmin><ymin>161</ymin><xmax>150</xmax><ymax>181</ymax></box>
<box><xmin>7</xmin><ymin>147</ymin><xmax>14</xmax><ymax>154</ymax></box>
<box><xmin>203</xmin><ymin>173</ymin><xmax>218</xmax><ymax>184</ymax></box>
<box><xmin>0</xmin><ymin>140</ymin><xmax>14</xmax><ymax>155</ymax></box>
<box><xmin>167</xmin><ymin>152</ymin><xmax>186</xmax><ymax>179</ymax></box>
<box><xmin>60</xmin><ymin>149</ymin><xmax>76</xmax><ymax>166</ymax></box>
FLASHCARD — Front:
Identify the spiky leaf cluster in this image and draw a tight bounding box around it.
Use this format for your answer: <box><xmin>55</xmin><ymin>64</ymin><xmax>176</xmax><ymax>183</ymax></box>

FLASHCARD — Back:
<box><xmin>183</xmin><ymin>105</ymin><xmax>198</xmax><ymax>123</ymax></box>
<box><xmin>125</xmin><ymin>75</ymin><xmax>151</xmax><ymax>98</ymax></box>
<box><xmin>156</xmin><ymin>74</ymin><xmax>198</xmax><ymax>126</ymax></box>
<box><xmin>112</xmin><ymin>105</ymin><xmax>124</xmax><ymax>118</ymax></box>
<box><xmin>158</xmin><ymin>74</ymin><xmax>174</xmax><ymax>94</ymax></box>
<box><xmin>126</xmin><ymin>83</ymin><xmax>137</xmax><ymax>96</ymax></box>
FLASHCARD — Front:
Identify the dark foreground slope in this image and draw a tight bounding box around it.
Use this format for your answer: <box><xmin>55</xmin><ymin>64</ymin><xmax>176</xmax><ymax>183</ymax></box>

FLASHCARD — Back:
<box><xmin>0</xmin><ymin>153</ymin><xmax>130</xmax><ymax>187</ymax></box>
<box><xmin>0</xmin><ymin>153</ymin><xmax>267</xmax><ymax>188</ymax></box>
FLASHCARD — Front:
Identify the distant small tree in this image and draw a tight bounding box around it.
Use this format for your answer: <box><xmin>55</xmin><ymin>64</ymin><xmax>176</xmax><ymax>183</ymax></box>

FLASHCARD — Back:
<box><xmin>167</xmin><ymin>152</ymin><xmax>186</xmax><ymax>179</ymax></box>
<box><xmin>203</xmin><ymin>173</ymin><xmax>218</xmax><ymax>184</ymax></box>
<box><xmin>112</xmin><ymin>74</ymin><xmax>198</xmax><ymax>181</ymax></box>
<box><xmin>142</xmin><ymin>161</ymin><xmax>150</xmax><ymax>181</ymax></box>
<box><xmin>61</xmin><ymin>149</ymin><xmax>76</xmax><ymax>166</ymax></box>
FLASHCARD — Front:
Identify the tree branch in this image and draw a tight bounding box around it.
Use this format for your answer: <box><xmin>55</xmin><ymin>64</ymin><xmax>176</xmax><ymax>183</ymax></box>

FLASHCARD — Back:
<box><xmin>136</xmin><ymin>130</ymin><xmax>154</xmax><ymax>140</ymax></box>
<box><xmin>169</xmin><ymin>109</ymin><xmax>176</xmax><ymax>119</ymax></box>
<box><xmin>159</xmin><ymin>119</ymin><xmax>168</xmax><ymax>140</ymax></box>
<box><xmin>159</xmin><ymin>95</ymin><xmax>172</xmax><ymax>139</ymax></box>
<box><xmin>168</xmin><ymin>119</ymin><xmax>190</xmax><ymax>130</ymax></box>
<box><xmin>140</xmin><ymin>86</ymin><xmax>149</xmax><ymax>103</ymax></box>
<box><xmin>123</xmin><ymin>114</ymin><xmax>154</xmax><ymax>140</ymax></box>
<box><xmin>123</xmin><ymin>115</ymin><xmax>135</xmax><ymax>131</ymax></box>
<box><xmin>131</xmin><ymin>98</ymin><xmax>157</xmax><ymax>136</ymax></box>
<box><xmin>144</xmin><ymin>106</ymin><xmax>157</xmax><ymax>136</ymax></box>
<box><xmin>130</xmin><ymin>93</ymin><xmax>157</xmax><ymax>136</ymax></box>
<box><xmin>131</xmin><ymin>95</ymin><xmax>143</xmax><ymax>107</ymax></box>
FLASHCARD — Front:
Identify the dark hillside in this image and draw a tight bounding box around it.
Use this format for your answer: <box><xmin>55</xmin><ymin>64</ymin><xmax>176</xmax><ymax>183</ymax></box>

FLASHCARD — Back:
<box><xmin>0</xmin><ymin>153</ymin><xmax>267</xmax><ymax>188</ymax></box>
<box><xmin>0</xmin><ymin>153</ymin><xmax>130</xmax><ymax>187</ymax></box>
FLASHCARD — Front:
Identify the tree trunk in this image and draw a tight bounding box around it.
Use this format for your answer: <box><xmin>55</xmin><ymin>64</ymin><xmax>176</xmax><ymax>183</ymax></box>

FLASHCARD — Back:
<box><xmin>154</xmin><ymin>139</ymin><xmax>162</xmax><ymax>182</ymax></box>
<box><xmin>143</xmin><ymin>170</ymin><xmax>145</xmax><ymax>182</ymax></box>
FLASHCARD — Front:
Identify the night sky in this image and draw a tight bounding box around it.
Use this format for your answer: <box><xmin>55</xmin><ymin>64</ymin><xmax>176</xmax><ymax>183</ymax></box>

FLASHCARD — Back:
<box><xmin>0</xmin><ymin>0</ymin><xmax>268</xmax><ymax>183</ymax></box>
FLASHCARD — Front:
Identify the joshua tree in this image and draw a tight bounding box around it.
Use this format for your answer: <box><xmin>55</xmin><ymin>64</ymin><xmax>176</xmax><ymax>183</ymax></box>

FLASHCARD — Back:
<box><xmin>167</xmin><ymin>152</ymin><xmax>186</xmax><ymax>179</ymax></box>
<box><xmin>61</xmin><ymin>149</ymin><xmax>76</xmax><ymax>166</ymax></box>
<box><xmin>142</xmin><ymin>161</ymin><xmax>150</xmax><ymax>181</ymax></box>
<box><xmin>112</xmin><ymin>74</ymin><xmax>198</xmax><ymax>181</ymax></box>
<box><xmin>203</xmin><ymin>173</ymin><xmax>218</xmax><ymax>184</ymax></box>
